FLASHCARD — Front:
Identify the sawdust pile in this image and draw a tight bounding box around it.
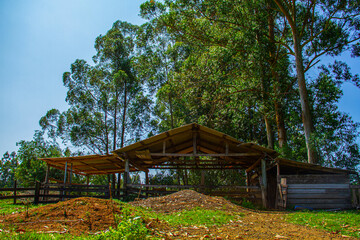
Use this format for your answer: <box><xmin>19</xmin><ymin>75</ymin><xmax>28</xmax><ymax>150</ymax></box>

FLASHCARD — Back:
<box><xmin>0</xmin><ymin>197</ymin><xmax>123</xmax><ymax>235</ymax></box>
<box><xmin>130</xmin><ymin>189</ymin><xmax>242</xmax><ymax>213</ymax></box>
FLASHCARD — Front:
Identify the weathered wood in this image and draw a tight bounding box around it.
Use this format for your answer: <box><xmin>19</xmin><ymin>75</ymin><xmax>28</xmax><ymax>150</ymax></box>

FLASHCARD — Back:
<box><xmin>1</xmin><ymin>195</ymin><xmax>35</xmax><ymax>200</ymax></box>
<box><xmin>0</xmin><ymin>187</ymin><xmax>36</xmax><ymax>191</ymax></box>
<box><xmin>34</xmin><ymin>181</ymin><xmax>41</xmax><ymax>205</ymax></box>
<box><xmin>246</xmin><ymin>158</ymin><xmax>261</xmax><ymax>173</ymax></box>
<box><xmin>288</xmin><ymin>198</ymin><xmax>351</xmax><ymax>204</ymax></box>
<box><xmin>287</xmin><ymin>184</ymin><xmax>349</xmax><ymax>189</ymax></box>
<box><xmin>69</xmin><ymin>163</ymin><xmax>73</xmax><ymax>185</ymax></box>
<box><xmin>150</xmin><ymin>153</ymin><xmax>262</xmax><ymax>157</ymax></box>
<box><xmin>127</xmin><ymin>184</ymin><xmax>260</xmax><ymax>189</ymax></box>
<box><xmin>287</xmin><ymin>193</ymin><xmax>350</xmax><ymax>199</ymax></box>
<box><xmin>280</xmin><ymin>174</ymin><xmax>349</xmax><ymax>184</ymax></box>
<box><xmin>287</xmin><ymin>188</ymin><xmax>350</xmax><ymax>194</ymax></box>
<box><xmin>64</xmin><ymin>162</ymin><xmax>68</xmax><ymax>184</ymax></box>
<box><xmin>45</xmin><ymin>164</ymin><xmax>50</xmax><ymax>183</ymax></box>
<box><xmin>261</xmin><ymin>158</ymin><xmax>267</xmax><ymax>208</ymax></box>
<box><xmin>13</xmin><ymin>180</ymin><xmax>17</xmax><ymax>204</ymax></box>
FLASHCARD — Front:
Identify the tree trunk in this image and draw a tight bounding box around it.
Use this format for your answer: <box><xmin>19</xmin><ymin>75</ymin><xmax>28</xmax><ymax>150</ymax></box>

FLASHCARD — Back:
<box><xmin>113</xmin><ymin>91</ymin><xmax>119</xmax><ymax>151</ymax></box>
<box><xmin>120</xmin><ymin>80</ymin><xmax>127</xmax><ymax>148</ymax></box>
<box><xmin>264</xmin><ymin>116</ymin><xmax>274</xmax><ymax>149</ymax></box>
<box><xmin>267</xmin><ymin>0</ymin><xmax>287</xmax><ymax>149</ymax></box>
<box><xmin>293</xmin><ymin>34</ymin><xmax>316</xmax><ymax>163</ymax></box>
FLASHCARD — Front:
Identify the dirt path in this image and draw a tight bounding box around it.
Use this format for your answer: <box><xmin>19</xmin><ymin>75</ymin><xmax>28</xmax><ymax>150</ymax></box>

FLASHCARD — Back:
<box><xmin>132</xmin><ymin>190</ymin><xmax>355</xmax><ymax>239</ymax></box>
<box><xmin>0</xmin><ymin>191</ymin><xmax>355</xmax><ymax>239</ymax></box>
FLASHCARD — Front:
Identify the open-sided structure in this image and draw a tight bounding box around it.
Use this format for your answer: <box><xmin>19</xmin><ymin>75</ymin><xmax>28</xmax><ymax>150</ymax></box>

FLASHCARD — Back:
<box><xmin>40</xmin><ymin>123</ymin><xmax>357</xmax><ymax>209</ymax></box>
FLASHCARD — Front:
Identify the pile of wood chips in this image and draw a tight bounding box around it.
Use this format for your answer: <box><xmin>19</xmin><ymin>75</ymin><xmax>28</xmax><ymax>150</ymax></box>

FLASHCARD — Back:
<box><xmin>130</xmin><ymin>190</ymin><xmax>242</xmax><ymax>213</ymax></box>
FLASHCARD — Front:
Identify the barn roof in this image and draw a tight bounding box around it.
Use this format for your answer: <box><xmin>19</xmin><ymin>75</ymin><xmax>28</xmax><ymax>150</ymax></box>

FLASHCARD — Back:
<box><xmin>40</xmin><ymin>154</ymin><xmax>136</xmax><ymax>176</ymax></box>
<box><xmin>40</xmin><ymin>123</ymin><xmax>355</xmax><ymax>176</ymax></box>
<box><xmin>113</xmin><ymin>123</ymin><xmax>279</xmax><ymax>171</ymax></box>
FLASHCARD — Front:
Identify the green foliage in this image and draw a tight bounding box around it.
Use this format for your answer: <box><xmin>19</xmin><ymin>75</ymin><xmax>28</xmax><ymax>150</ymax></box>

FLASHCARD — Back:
<box><xmin>15</xmin><ymin>131</ymin><xmax>63</xmax><ymax>186</ymax></box>
<box><xmin>287</xmin><ymin>210</ymin><xmax>360</xmax><ymax>238</ymax></box>
<box><xmin>93</xmin><ymin>211</ymin><xmax>150</xmax><ymax>240</ymax></box>
<box><xmin>0</xmin><ymin>151</ymin><xmax>17</xmax><ymax>188</ymax></box>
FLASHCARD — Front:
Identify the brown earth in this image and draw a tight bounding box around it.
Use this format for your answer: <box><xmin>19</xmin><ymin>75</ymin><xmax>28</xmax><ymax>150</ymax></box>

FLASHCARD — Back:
<box><xmin>132</xmin><ymin>190</ymin><xmax>355</xmax><ymax>239</ymax></box>
<box><xmin>0</xmin><ymin>190</ymin><xmax>356</xmax><ymax>239</ymax></box>
<box><xmin>0</xmin><ymin>197</ymin><xmax>123</xmax><ymax>235</ymax></box>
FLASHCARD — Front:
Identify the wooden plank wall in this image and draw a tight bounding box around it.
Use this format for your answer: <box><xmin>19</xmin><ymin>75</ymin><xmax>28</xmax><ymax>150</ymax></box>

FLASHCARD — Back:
<box><xmin>280</xmin><ymin>174</ymin><xmax>352</xmax><ymax>209</ymax></box>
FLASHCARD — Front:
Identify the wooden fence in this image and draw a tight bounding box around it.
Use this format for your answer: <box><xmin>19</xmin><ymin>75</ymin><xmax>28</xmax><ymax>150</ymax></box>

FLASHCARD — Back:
<box><xmin>0</xmin><ymin>181</ymin><xmax>123</xmax><ymax>204</ymax></box>
<box><xmin>127</xmin><ymin>184</ymin><xmax>262</xmax><ymax>204</ymax></box>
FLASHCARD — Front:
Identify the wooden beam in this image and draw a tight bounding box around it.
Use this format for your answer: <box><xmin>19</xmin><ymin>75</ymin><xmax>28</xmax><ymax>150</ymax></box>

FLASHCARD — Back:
<box><xmin>150</xmin><ymin>153</ymin><xmax>261</xmax><ymax>157</ymax></box>
<box><xmin>246</xmin><ymin>158</ymin><xmax>262</xmax><ymax>173</ymax></box>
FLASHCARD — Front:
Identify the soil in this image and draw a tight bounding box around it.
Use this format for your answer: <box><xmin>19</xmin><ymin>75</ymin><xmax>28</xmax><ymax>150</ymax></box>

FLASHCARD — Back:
<box><xmin>0</xmin><ymin>197</ymin><xmax>123</xmax><ymax>235</ymax></box>
<box><xmin>0</xmin><ymin>190</ymin><xmax>356</xmax><ymax>239</ymax></box>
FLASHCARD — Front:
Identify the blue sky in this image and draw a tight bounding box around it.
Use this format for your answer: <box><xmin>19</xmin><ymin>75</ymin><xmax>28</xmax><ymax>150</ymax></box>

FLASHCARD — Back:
<box><xmin>0</xmin><ymin>1</ymin><xmax>359</xmax><ymax>156</ymax></box>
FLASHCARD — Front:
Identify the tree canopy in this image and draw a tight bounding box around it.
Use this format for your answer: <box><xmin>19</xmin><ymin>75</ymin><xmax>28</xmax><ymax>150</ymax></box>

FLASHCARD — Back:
<box><xmin>1</xmin><ymin>0</ymin><xmax>359</xmax><ymax>187</ymax></box>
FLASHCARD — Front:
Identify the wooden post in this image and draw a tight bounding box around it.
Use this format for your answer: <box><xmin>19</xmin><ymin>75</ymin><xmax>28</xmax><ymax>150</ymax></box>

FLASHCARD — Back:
<box><xmin>86</xmin><ymin>175</ymin><xmax>89</xmax><ymax>196</ymax></box>
<box><xmin>246</xmin><ymin>172</ymin><xmax>250</xmax><ymax>192</ymax></box>
<box><xmin>275</xmin><ymin>163</ymin><xmax>280</xmax><ymax>209</ymax></box>
<box><xmin>261</xmin><ymin>158</ymin><xmax>267</xmax><ymax>208</ymax></box>
<box><xmin>200</xmin><ymin>170</ymin><xmax>205</xmax><ymax>193</ymax></box>
<box><xmin>193</xmin><ymin>132</ymin><xmax>197</xmax><ymax>155</ymax></box>
<box><xmin>63</xmin><ymin>162</ymin><xmax>68</xmax><ymax>201</ymax></box>
<box><xmin>123</xmin><ymin>157</ymin><xmax>130</xmax><ymax>200</ymax></box>
<box><xmin>64</xmin><ymin>162</ymin><xmax>68</xmax><ymax>184</ymax></box>
<box><xmin>13</xmin><ymin>180</ymin><xmax>17</xmax><ymax>204</ymax></box>
<box><xmin>45</xmin><ymin>164</ymin><xmax>50</xmax><ymax>184</ymax></box>
<box><xmin>163</xmin><ymin>141</ymin><xmax>166</xmax><ymax>154</ymax></box>
<box><xmin>34</xmin><ymin>181</ymin><xmax>40</xmax><ymax>205</ymax></box>
<box><xmin>112</xmin><ymin>174</ymin><xmax>115</xmax><ymax>198</ymax></box>
<box><xmin>145</xmin><ymin>171</ymin><xmax>149</xmax><ymax>198</ymax></box>
<box><xmin>69</xmin><ymin>163</ymin><xmax>73</xmax><ymax>185</ymax></box>
<box><xmin>117</xmin><ymin>173</ymin><xmax>121</xmax><ymax>198</ymax></box>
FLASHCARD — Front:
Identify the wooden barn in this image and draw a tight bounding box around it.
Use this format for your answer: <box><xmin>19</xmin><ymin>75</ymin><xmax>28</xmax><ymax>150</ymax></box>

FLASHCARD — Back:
<box><xmin>41</xmin><ymin>123</ymin><xmax>358</xmax><ymax>209</ymax></box>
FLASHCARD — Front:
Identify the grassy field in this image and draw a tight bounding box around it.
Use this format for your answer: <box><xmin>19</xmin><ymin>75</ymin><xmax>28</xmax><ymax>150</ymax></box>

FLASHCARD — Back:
<box><xmin>286</xmin><ymin>210</ymin><xmax>360</xmax><ymax>238</ymax></box>
<box><xmin>1</xmin><ymin>199</ymin><xmax>359</xmax><ymax>239</ymax></box>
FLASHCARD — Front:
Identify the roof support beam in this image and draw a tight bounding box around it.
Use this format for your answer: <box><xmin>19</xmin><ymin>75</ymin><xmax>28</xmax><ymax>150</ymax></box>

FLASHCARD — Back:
<box><xmin>150</xmin><ymin>153</ymin><xmax>262</xmax><ymax>157</ymax></box>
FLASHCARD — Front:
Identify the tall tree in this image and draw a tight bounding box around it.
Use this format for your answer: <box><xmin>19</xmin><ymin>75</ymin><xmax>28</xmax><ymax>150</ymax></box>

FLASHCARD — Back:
<box><xmin>273</xmin><ymin>0</ymin><xmax>360</xmax><ymax>163</ymax></box>
<box><xmin>40</xmin><ymin>21</ymin><xmax>153</xmax><ymax>154</ymax></box>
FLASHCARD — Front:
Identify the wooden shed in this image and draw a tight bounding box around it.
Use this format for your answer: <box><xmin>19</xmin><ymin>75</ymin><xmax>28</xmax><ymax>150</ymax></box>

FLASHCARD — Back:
<box><xmin>40</xmin><ymin>123</ymin><xmax>358</xmax><ymax>209</ymax></box>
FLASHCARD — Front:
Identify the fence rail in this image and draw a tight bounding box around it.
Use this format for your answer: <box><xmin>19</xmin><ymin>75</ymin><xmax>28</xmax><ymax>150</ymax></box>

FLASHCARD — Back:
<box><xmin>0</xmin><ymin>181</ymin><xmax>123</xmax><ymax>204</ymax></box>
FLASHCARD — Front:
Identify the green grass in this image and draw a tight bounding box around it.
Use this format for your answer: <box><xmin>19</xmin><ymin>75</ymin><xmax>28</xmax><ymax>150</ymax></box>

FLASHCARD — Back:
<box><xmin>0</xmin><ymin>199</ymin><xmax>43</xmax><ymax>215</ymax></box>
<box><xmin>286</xmin><ymin>210</ymin><xmax>360</xmax><ymax>238</ymax></box>
<box><xmin>0</xmin><ymin>199</ymin><xmax>240</xmax><ymax>239</ymax></box>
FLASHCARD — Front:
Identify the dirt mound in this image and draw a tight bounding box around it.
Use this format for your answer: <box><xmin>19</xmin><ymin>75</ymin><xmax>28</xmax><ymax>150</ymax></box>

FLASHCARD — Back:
<box><xmin>0</xmin><ymin>197</ymin><xmax>123</xmax><ymax>235</ymax></box>
<box><xmin>130</xmin><ymin>190</ymin><xmax>242</xmax><ymax>213</ymax></box>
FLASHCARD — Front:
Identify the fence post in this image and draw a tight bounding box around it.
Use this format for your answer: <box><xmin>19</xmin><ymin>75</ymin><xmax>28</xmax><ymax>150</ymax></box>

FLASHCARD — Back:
<box><xmin>13</xmin><ymin>180</ymin><xmax>17</xmax><ymax>204</ymax></box>
<box><xmin>34</xmin><ymin>181</ymin><xmax>40</xmax><ymax>205</ymax></box>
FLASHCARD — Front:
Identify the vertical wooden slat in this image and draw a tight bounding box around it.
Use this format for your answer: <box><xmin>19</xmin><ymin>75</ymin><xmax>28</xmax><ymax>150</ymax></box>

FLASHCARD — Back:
<box><xmin>123</xmin><ymin>157</ymin><xmax>130</xmax><ymax>200</ymax></box>
<box><xmin>34</xmin><ymin>181</ymin><xmax>40</xmax><ymax>205</ymax></box>
<box><xmin>69</xmin><ymin>163</ymin><xmax>73</xmax><ymax>185</ymax></box>
<box><xmin>261</xmin><ymin>158</ymin><xmax>267</xmax><ymax>208</ymax></box>
<box><xmin>117</xmin><ymin>173</ymin><xmax>121</xmax><ymax>198</ymax></box>
<box><xmin>145</xmin><ymin>171</ymin><xmax>149</xmax><ymax>198</ymax></box>
<box><xmin>13</xmin><ymin>180</ymin><xmax>17</xmax><ymax>204</ymax></box>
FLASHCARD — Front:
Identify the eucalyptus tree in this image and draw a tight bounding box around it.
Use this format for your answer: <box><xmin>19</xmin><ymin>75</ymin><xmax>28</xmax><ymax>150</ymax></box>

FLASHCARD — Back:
<box><xmin>141</xmin><ymin>0</ymin><xmax>295</xmax><ymax>150</ymax></box>
<box><xmin>272</xmin><ymin>0</ymin><xmax>360</xmax><ymax>163</ymax></box>
<box><xmin>40</xmin><ymin>21</ymin><xmax>153</xmax><ymax>155</ymax></box>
